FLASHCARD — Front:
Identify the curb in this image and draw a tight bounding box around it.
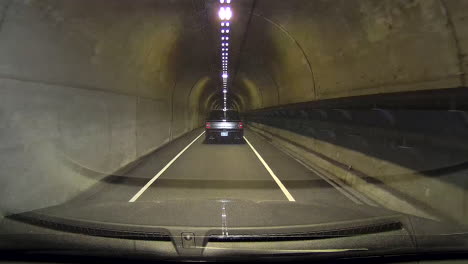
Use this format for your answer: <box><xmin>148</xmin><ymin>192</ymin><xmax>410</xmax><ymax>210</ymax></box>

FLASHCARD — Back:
<box><xmin>248</xmin><ymin>123</ymin><xmax>441</xmax><ymax>222</ymax></box>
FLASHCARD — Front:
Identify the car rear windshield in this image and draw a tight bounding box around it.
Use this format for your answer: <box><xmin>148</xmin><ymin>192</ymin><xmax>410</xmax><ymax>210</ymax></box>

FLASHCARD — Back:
<box><xmin>208</xmin><ymin>110</ymin><xmax>240</xmax><ymax>120</ymax></box>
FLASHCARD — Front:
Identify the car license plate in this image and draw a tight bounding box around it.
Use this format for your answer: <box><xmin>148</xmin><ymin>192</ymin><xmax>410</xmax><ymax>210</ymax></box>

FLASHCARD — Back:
<box><xmin>221</xmin><ymin>132</ymin><xmax>229</xmax><ymax>137</ymax></box>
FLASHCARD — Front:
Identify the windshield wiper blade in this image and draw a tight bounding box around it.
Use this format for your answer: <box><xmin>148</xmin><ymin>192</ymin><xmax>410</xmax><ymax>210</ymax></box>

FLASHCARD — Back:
<box><xmin>209</xmin><ymin>221</ymin><xmax>403</xmax><ymax>242</ymax></box>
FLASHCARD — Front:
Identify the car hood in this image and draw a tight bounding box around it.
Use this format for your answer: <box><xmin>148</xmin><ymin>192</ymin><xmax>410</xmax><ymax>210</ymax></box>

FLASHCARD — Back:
<box><xmin>2</xmin><ymin>200</ymin><xmax>468</xmax><ymax>259</ymax></box>
<box><xmin>6</xmin><ymin>199</ymin><xmax>399</xmax><ymax>228</ymax></box>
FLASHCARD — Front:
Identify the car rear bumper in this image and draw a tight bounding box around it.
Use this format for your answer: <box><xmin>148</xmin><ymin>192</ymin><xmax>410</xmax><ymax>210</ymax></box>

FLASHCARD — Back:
<box><xmin>206</xmin><ymin>129</ymin><xmax>244</xmax><ymax>139</ymax></box>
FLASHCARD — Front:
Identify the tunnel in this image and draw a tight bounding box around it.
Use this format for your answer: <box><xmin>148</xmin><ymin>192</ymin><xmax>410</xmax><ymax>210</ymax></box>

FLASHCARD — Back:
<box><xmin>1</xmin><ymin>0</ymin><xmax>468</xmax><ymax>248</ymax></box>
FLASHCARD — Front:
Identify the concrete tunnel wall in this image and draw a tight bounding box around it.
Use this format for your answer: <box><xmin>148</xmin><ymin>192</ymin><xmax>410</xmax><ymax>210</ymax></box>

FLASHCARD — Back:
<box><xmin>0</xmin><ymin>0</ymin><xmax>468</xmax><ymax>219</ymax></box>
<box><xmin>0</xmin><ymin>0</ymin><xmax>219</xmax><ymax>216</ymax></box>
<box><xmin>233</xmin><ymin>0</ymin><xmax>468</xmax><ymax>223</ymax></box>
<box><xmin>233</xmin><ymin>0</ymin><xmax>467</xmax><ymax>110</ymax></box>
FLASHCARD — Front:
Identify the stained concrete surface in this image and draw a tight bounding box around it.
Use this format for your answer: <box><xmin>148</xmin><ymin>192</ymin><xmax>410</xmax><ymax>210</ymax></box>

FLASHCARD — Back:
<box><xmin>0</xmin><ymin>0</ymin><xmax>467</xmax><ymax>225</ymax></box>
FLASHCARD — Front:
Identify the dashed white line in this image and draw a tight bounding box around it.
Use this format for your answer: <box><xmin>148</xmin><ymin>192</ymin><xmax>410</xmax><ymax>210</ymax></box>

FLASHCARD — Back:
<box><xmin>244</xmin><ymin>136</ymin><xmax>296</xmax><ymax>202</ymax></box>
<box><xmin>128</xmin><ymin>131</ymin><xmax>205</xmax><ymax>203</ymax></box>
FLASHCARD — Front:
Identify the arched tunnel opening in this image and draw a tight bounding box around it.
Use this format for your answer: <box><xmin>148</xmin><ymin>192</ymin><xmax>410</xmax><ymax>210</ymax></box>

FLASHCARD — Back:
<box><xmin>1</xmin><ymin>0</ymin><xmax>468</xmax><ymax>260</ymax></box>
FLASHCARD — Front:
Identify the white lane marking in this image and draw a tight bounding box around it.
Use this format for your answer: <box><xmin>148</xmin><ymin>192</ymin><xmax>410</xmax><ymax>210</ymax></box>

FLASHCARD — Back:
<box><xmin>129</xmin><ymin>131</ymin><xmax>205</xmax><ymax>202</ymax></box>
<box><xmin>254</xmin><ymin>132</ymin><xmax>374</xmax><ymax>206</ymax></box>
<box><xmin>244</xmin><ymin>136</ymin><xmax>296</xmax><ymax>202</ymax></box>
<box><xmin>273</xmin><ymin>142</ymin><xmax>378</xmax><ymax>206</ymax></box>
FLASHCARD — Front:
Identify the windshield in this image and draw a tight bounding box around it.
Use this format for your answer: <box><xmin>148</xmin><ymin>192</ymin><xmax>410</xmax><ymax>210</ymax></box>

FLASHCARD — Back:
<box><xmin>1</xmin><ymin>0</ymin><xmax>468</xmax><ymax>261</ymax></box>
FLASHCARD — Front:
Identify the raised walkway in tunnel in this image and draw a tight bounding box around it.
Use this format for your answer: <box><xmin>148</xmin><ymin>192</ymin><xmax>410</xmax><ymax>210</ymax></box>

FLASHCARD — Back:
<box><xmin>65</xmin><ymin>128</ymin><xmax>377</xmax><ymax>213</ymax></box>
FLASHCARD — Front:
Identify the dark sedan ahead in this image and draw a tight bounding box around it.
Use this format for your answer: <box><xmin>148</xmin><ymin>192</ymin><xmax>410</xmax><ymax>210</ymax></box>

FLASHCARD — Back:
<box><xmin>205</xmin><ymin>110</ymin><xmax>244</xmax><ymax>143</ymax></box>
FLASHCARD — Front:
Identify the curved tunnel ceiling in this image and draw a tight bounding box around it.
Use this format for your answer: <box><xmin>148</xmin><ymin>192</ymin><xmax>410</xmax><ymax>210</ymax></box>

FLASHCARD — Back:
<box><xmin>1</xmin><ymin>0</ymin><xmax>468</xmax><ymax>217</ymax></box>
<box><xmin>232</xmin><ymin>0</ymin><xmax>467</xmax><ymax>111</ymax></box>
<box><xmin>0</xmin><ymin>0</ymin><xmax>466</xmax><ymax>115</ymax></box>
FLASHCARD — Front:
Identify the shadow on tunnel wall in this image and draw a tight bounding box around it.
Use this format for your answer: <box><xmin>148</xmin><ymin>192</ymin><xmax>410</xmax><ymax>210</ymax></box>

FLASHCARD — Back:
<box><xmin>246</xmin><ymin>88</ymin><xmax>468</xmax><ymax>222</ymax></box>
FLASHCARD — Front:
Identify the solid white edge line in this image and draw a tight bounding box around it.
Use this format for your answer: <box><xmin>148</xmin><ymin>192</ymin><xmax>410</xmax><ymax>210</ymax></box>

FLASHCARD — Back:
<box><xmin>128</xmin><ymin>131</ymin><xmax>206</xmax><ymax>202</ymax></box>
<box><xmin>243</xmin><ymin>136</ymin><xmax>296</xmax><ymax>202</ymax></box>
<box><xmin>251</xmin><ymin>131</ymin><xmax>370</xmax><ymax>206</ymax></box>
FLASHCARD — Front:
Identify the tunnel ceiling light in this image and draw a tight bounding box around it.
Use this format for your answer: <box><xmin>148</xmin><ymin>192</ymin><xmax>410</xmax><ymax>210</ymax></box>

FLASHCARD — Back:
<box><xmin>218</xmin><ymin>2</ymin><xmax>233</xmax><ymax>92</ymax></box>
<box><xmin>218</xmin><ymin>7</ymin><xmax>232</xmax><ymax>20</ymax></box>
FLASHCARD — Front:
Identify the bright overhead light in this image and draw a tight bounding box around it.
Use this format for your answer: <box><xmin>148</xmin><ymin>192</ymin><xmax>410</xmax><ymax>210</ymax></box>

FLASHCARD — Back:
<box><xmin>226</xmin><ymin>22</ymin><xmax>230</xmax><ymax>27</ymax></box>
<box><xmin>222</xmin><ymin>73</ymin><xmax>228</xmax><ymax>78</ymax></box>
<box><xmin>227</xmin><ymin>0</ymin><xmax>231</xmax><ymax>3</ymax></box>
<box><xmin>218</xmin><ymin>7</ymin><xmax>232</xmax><ymax>20</ymax></box>
<box><xmin>223</xmin><ymin>90</ymin><xmax>227</xmax><ymax>93</ymax></box>
<box><xmin>226</xmin><ymin>29</ymin><xmax>230</xmax><ymax>33</ymax></box>
<box><xmin>220</xmin><ymin>0</ymin><xmax>225</xmax><ymax>3</ymax></box>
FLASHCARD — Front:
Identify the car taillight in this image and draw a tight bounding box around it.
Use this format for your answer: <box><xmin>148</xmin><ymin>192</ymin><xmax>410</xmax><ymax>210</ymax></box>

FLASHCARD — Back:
<box><xmin>206</xmin><ymin>122</ymin><xmax>211</xmax><ymax>129</ymax></box>
<box><xmin>238</xmin><ymin>122</ymin><xmax>244</xmax><ymax>129</ymax></box>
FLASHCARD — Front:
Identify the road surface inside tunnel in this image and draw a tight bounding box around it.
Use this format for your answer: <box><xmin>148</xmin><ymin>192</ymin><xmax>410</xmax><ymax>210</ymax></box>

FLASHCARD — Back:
<box><xmin>66</xmin><ymin>128</ymin><xmax>372</xmax><ymax>208</ymax></box>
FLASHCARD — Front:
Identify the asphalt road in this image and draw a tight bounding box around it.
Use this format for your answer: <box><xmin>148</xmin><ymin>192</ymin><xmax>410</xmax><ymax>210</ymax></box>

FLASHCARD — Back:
<box><xmin>69</xmin><ymin>128</ymin><xmax>376</xmax><ymax>208</ymax></box>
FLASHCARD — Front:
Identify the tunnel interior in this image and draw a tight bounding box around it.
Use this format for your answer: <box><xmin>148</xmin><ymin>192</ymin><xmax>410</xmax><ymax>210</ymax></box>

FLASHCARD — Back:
<box><xmin>1</xmin><ymin>0</ymin><xmax>468</xmax><ymax>224</ymax></box>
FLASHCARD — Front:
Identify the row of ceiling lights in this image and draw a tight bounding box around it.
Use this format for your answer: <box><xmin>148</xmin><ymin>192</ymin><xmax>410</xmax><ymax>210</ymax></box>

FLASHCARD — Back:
<box><xmin>218</xmin><ymin>0</ymin><xmax>232</xmax><ymax>110</ymax></box>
